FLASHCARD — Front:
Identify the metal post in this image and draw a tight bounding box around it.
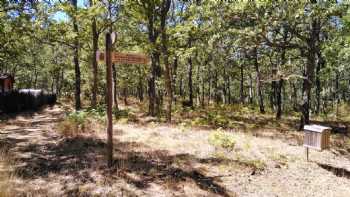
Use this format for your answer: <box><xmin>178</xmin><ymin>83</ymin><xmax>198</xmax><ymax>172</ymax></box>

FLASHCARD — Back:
<box><xmin>106</xmin><ymin>33</ymin><xmax>113</xmax><ymax>167</ymax></box>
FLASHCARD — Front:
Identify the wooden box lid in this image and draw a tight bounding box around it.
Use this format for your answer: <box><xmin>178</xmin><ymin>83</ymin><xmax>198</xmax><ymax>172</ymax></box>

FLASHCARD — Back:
<box><xmin>304</xmin><ymin>124</ymin><xmax>331</xmax><ymax>133</ymax></box>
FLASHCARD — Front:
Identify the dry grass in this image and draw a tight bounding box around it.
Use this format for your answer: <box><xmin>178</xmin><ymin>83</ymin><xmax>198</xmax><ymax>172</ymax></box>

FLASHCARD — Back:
<box><xmin>57</xmin><ymin>112</ymin><xmax>105</xmax><ymax>138</ymax></box>
<box><xmin>0</xmin><ymin>150</ymin><xmax>17</xmax><ymax>197</ymax></box>
<box><xmin>1</xmin><ymin>103</ymin><xmax>350</xmax><ymax>196</ymax></box>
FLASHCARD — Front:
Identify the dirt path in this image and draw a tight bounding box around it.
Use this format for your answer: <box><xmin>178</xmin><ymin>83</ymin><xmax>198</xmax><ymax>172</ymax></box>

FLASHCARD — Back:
<box><xmin>1</xmin><ymin>106</ymin><xmax>350</xmax><ymax>197</ymax></box>
<box><xmin>0</xmin><ymin>107</ymin><xmax>236</xmax><ymax>196</ymax></box>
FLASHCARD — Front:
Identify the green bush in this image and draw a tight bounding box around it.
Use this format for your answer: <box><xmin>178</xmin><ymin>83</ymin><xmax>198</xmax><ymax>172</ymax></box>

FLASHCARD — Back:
<box><xmin>58</xmin><ymin>109</ymin><xmax>106</xmax><ymax>137</ymax></box>
<box><xmin>67</xmin><ymin>111</ymin><xmax>89</xmax><ymax>126</ymax></box>
<box><xmin>114</xmin><ymin>109</ymin><xmax>130</xmax><ymax>119</ymax></box>
<box><xmin>208</xmin><ymin>129</ymin><xmax>236</xmax><ymax>151</ymax></box>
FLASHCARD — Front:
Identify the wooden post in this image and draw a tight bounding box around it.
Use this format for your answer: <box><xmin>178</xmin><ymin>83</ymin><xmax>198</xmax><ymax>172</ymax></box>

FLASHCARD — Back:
<box><xmin>106</xmin><ymin>33</ymin><xmax>113</xmax><ymax>167</ymax></box>
<box><xmin>306</xmin><ymin>147</ymin><xmax>309</xmax><ymax>162</ymax></box>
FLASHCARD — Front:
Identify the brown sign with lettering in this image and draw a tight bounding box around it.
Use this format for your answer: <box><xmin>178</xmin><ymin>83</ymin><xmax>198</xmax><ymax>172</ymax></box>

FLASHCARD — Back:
<box><xmin>97</xmin><ymin>51</ymin><xmax>150</xmax><ymax>65</ymax></box>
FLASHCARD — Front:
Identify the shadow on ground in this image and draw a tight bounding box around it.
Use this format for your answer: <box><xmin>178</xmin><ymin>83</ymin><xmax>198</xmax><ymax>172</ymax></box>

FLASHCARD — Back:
<box><xmin>9</xmin><ymin>135</ymin><xmax>236</xmax><ymax>196</ymax></box>
<box><xmin>317</xmin><ymin>162</ymin><xmax>350</xmax><ymax>179</ymax></box>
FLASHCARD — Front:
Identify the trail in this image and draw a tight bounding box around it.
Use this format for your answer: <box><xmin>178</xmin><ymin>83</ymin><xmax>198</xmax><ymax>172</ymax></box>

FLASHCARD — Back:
<box><xmin>0</xmin><ymin>106</ymin><xmax>234</xmax><ymax>196</ymax></box>
<box><xmin>1</xmin><ymin>105</ymin><xmax>350</xmax><ymax>197</ymax></box>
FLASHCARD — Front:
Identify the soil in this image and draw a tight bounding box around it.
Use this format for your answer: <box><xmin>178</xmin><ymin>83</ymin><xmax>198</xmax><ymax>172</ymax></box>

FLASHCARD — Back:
<box><xmin>0</xmin><ymin>105</ymin><xmax>350</xmax><ymax>197</ymax></box>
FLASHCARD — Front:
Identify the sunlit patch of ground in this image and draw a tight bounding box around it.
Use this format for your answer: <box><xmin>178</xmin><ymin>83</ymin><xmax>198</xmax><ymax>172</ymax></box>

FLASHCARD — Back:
<box><xmin>0</xmin><ymin>104</ymin><xmax>350</xmax><ymax>196</ymax></box>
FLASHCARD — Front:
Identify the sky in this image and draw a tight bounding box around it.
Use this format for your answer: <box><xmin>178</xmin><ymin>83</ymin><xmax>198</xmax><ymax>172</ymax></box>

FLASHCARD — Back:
<box><xmin>51</xmin><ymin>0</ymin><xmax>86</xmax><ymax>22</ymax></box>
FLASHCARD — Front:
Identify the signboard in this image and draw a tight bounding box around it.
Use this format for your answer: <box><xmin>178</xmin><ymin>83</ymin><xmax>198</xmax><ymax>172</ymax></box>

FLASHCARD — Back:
<box><xmin>303</xmin><ymin>124</ymin><xmax>331</xmax><ymax>161</ymax></box>
<box><xmin>97</xmin><ymin>51</ymin><xmax>150</xmax><ymax>65</ymax></box>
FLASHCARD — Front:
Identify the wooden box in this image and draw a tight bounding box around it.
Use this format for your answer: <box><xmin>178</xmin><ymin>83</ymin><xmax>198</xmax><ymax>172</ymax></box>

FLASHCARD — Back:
<box><xmin>304</xmin><ymin>125</ymin><xmax>331</xmax><ymax>151</ymax></box>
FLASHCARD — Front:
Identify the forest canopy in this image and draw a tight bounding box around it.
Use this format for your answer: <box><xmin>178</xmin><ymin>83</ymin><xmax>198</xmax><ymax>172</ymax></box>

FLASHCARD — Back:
<box><xmin>1</xmin><ymin>0</ymin><xmax>350</xmax><ymax>128</ymax></box>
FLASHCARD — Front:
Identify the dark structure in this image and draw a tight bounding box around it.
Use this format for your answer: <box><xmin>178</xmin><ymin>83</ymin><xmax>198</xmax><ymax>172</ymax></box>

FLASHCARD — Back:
<box><xmin>0</xmin><ymin>73</ymin><xmax>15</xmax><ymax>93</ymax></box>
<box><xmin>0</xmin><ymin>89</ymin><xmax>56</xmax><ymax>113</ymax></box>
<box><xmin>0</xmin><ymin>74</ymin><xmax>56</xmax><ymax>113</ymax></box>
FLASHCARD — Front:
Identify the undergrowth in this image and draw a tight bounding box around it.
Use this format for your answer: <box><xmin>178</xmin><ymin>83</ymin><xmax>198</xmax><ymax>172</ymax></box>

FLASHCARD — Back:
<box><xmin>57</xmin><ymin>106</ymin><xmax>107</xmax><ymax>137</ymax></box>
<box><xmin>208</xmin><ymin>128</ymin><xmax>236</xmax><ymax>151</ymax></box>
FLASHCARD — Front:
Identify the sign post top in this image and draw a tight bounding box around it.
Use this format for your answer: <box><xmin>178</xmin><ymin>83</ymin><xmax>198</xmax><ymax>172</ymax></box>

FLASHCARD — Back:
<box><xmin>111</xmin><ymin>32</ymin><xmax>116</xmax><ymax>44</ymax></box>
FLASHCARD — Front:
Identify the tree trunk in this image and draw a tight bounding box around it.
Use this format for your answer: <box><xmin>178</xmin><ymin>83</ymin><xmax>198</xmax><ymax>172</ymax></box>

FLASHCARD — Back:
<box><xmin>160</xmin><ymin>0</ymin><xmax>172</xmax><ymax>122</ymax></box>
<box><xmin>248</xmin><ymin>73</ymin><xmax>253</xmax><ymax>104</ymax></box>
<box><xmin>315</xmin><ymin>52</ymin><xmax>324</xmax><ymax>115</ymax></box>
<box><xmin>179</xmin><ymin>75</ymin><xmax>183</xmax><ymax>98</ymax></box>
<box><xmin>188</xmin><ymin>56</ymin><xmax>193</xmax><ymax>107</ymax></box>
<box><xmin>299</xmin><ymin>49</ymin><xmax>315</xmax><ymax>130</ymax></box>
<box><xmin>276</xmin><ymin>79</ymin><xmax>284</xmax><ymax>119</ymax></box>
<box><xmin>90</xmin><ymin>0</ymin><xmax>98</xmax><ymax>108</ymax></box>
<box><xmin>299</xmin><ymin>19</ymin><xmax>319</xmax><ymax>130</ymax></box>
<box><xmin>146</xmin><ymin>6</ymin><xmax>160</xmax><ymax>117</ymax></box>
<box><xmin>148</xmin><ymin>52</ymin><xmax>159</xmax><ymax>116</ymax></box>
<box><xmin>137</xmin><ymin>67</ymin><xmax>144</xmax><ymax>102</ymax></box>
<box><xmin>254</xmin><ymin>47</ymin><xmax>265</xmax><ymax>113</ymax></box>
<box><xmin>228</xmin><ymin>76</ymin><xmax>231</xmax><ymax>104</ymax></box>
<box><xmin>291</xmin><ymin>81</ymin><xmax>298</xmax><ymax>111</ymax></box>
<box><xmin>276</xmin><ymin>45</ymin><xmax>286</xmax><ymax>119</ymax></box>
<box><xmin>208</xmin><ymin>62</ymin><xmax>212</xmax><ymax>106</ymax></box>
<box><xmin>335</xmin><ymin>71</ymin><xmax>340</xmax><ymax>117</ymax></box>
<box><xmin>240</xmin><ymin>64</ymin><xmax>244</xmax><ymax>104</ymax></box>
<box><xmin>214</xmin><ymin>69</ymin><xmax>219</xmax><ymax>104</ymax></box>
<box><xmin>188</xmin><ymin>40</ymin><xmax>194</xmax><ymax>107</ymax></box>
<box><xmin>196</xmin><ymin>60</ymin><xmax>201</xmax><ymax>105</ymax></box>
<box><xmin>123</xmin><ymin>87</ymin><xmax>128</xmax><ymax>105</ymax></box>
<box><xmin>172</xmin><ymin>57</ymin><xmax>178</xmax><ymax>104</ymax></box>
<box><xmin>271</xmin><ymin>64</ymin><xmax>277</xmax><ymax>111</ymax></box>
<box><xmin>71</xmin><ymin>0</ymin><xmax>81</xmax><ymax>110</ymax></box>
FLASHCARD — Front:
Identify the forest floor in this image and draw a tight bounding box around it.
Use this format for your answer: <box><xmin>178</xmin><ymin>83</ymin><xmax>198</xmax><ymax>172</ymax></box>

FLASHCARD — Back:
<box><xmin>0</xmin><ymin>103</ymin><xmax>350</xmax><ymax>196</ymax></box>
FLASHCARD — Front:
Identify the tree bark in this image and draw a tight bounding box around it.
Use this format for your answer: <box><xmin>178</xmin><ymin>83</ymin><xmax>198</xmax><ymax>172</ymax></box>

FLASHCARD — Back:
<box><xmin>299</xmin><ymin>19</ymin><xmax>319</xmax><ymax>130</ymax></box>
<box><xmin>254</xmin><ymin>47</ymin><xmax>265</xmax><ymax>114</ymax></box>
<box><xmin>276</xmin><ymin>47</ymin><xmax>286</xmax><ymax>119</ymax></box>
<box><xmin>315</xmin><ymin>52</ymin><xmax>324</xmax><ymax>115</ymax></box>
<box><xmin>248</xmin><ymin>73</ymin><xmax>253</xmax><ymax>104</ymax></box>
<box><xmin>188</xmin><ymin>56</ymin><xmax>193</xmax><ymax>107</ymax></box>
<box><xmin>71</xmin><ymin>0</ymin><xmax>81</xmax><ymax>110</ymax></box>
<box><xmin>146</xmin><ymin>4</ymin><xmax>160</xmax><ymax>117</ymax></box>
<box><xmin>271</xmin><ymin>64</ymin><xmax>277</xmax><ymax>111</ymax></box>
<box><xmin>240</xmin><ymin>64</ymin><xmax>244</xmax><ymax>104</ymax></box>
<box><xmin>160</xmin><ymin>0</ymin><xmax>172</xmax><ymax>122</ymax></box>
<box><xmin>276</xmin><ymin>79</ymin><xmax>283</xmax><ymax>119</ymax></box>
<box><xmin>172</xmin><ymin>57</ymin><xmax>178</xmax><ymax>104</ymax></box>
<box><xmin>208</xmin><ymin>62</ymin><xmax>212</xmax><ymax>106</ymax></box>
<box><xmin>137</xmin><ymin>67</ymin><xmax>144</xmax><ymax>102</ymax></box>
<box><xmin>90</xmin><ymin>0</ymin><xmax>98</xmax><ymax>108</ymax></box>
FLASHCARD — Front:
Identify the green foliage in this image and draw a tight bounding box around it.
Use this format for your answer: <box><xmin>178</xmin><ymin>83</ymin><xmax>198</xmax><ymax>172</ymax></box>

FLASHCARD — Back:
<box><xmin>208</xmin><ymin>128</ymin><xmax>236</xmax><ymax>151</ymax></box>
<box><xmin>58</xmin><ymin>108</ymin><xmax>106</xmax><ymax>137</ymax></box>
<box><xmin>66</xmin><ymin>110</ymin><xmax>89</xmax><ymax>126</ymax></box>
<box><xmin>114</xmin><ymin>109</ymin><xmax>130</xmax><ymax>119</ymax></box>
<box><xmin>1</xmin><ymin>0</ymin><xmax>350</xmax><ymax>124</ymax></box>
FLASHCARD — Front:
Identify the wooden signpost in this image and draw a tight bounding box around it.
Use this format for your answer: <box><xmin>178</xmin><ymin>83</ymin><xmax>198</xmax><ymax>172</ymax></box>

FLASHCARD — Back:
<box><xmin>105</xmin><ymin>33</ymin><xmax>113</xmax><ymax>167</ymax></box>
<box><xmin>100</xmin><ymin>33</ymin><xmax>150</xmax><ymax>167</ymax></box>
<box><xmin>97</xmin><ymin>51</ymin><xmax>150</xmax><ymax>65</ymax></box>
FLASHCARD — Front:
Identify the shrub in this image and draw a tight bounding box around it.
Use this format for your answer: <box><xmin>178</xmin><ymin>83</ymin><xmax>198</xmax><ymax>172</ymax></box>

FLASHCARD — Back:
<box><xmin>57</xmin><ymin>111</ymin><xmax>87</xmax><ymax>137</ymax></box>
<box><xmin>57</xmin><ymin>109</ymin><xmax>105</xmax><ymax>137</ymax></box>
<box><xmin>208</xmin><ymin>128</ymin><xmax>236</xmax><ymax>151</ymax></box>
<box><xmin>114</xmin><ymin>109</ymin><xmax>129</xmax><ymax>119</ymax></box>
